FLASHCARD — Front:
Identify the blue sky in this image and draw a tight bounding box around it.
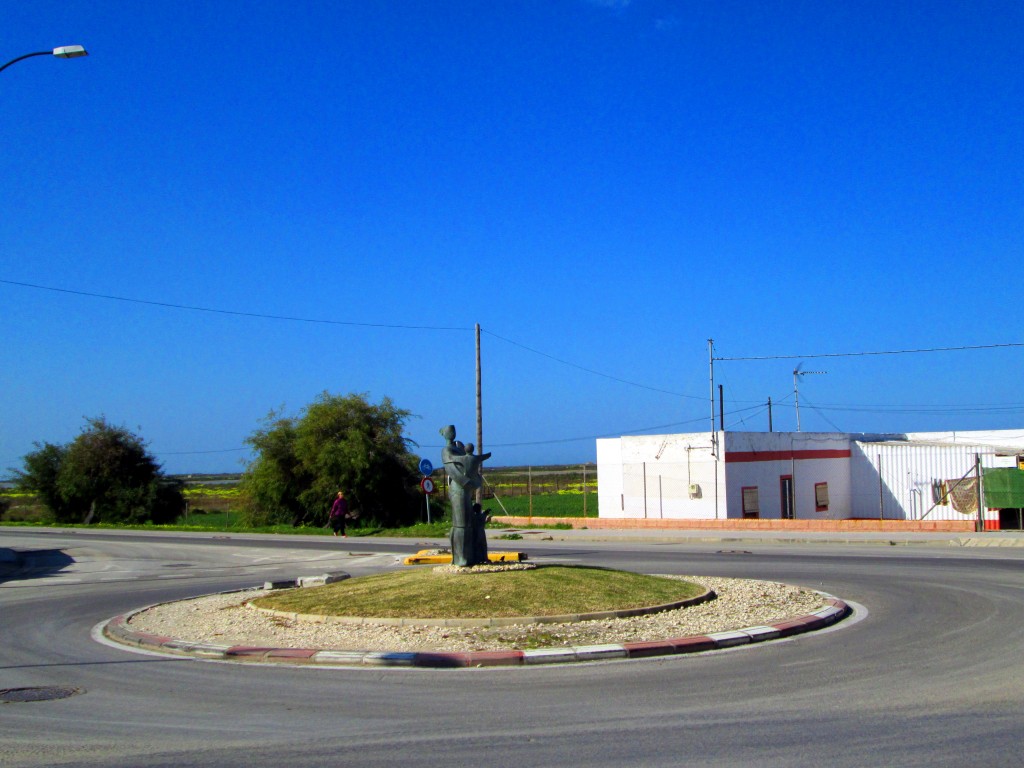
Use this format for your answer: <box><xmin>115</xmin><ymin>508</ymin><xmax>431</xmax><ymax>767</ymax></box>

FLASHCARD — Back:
<box><xmin>3</xmin><ymin>1</ymin><xmax>1023</xmax><ymax>475</ymax></box>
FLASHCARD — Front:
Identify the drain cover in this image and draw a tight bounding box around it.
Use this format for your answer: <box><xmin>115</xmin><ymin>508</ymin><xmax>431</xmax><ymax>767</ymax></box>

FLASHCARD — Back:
<box><xmin>717</xmin><ymin>550</ymin><xmax>753</xmax><ymax>555</ymax></box>
<box><xmin>0</xmin><ymin>686</ymin><xmax>84</xmax><ymax>703</ymax></box>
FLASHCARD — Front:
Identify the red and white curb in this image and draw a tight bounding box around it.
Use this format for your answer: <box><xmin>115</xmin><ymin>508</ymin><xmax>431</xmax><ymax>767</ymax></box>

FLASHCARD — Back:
<box><xmin>102</xmin><ymin>594</ymin><xmax>850</xmax><ymax>668</ymax></box>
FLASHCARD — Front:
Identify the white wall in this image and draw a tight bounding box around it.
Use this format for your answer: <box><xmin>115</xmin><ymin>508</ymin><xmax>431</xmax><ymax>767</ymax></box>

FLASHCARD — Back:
<box><xmin>595</xmin><ymin>438</ymin><xmax>624</xmax><ymax>517</ymax></box>
<box><xmin>722</xmin><ymin>432</ymin><xmax>853</xmax><ymax>519</ymax></box>
<box><xmin>597</xmin><ymin>433</ymin><xmax>721</xmax><ymax>519</ymax></box>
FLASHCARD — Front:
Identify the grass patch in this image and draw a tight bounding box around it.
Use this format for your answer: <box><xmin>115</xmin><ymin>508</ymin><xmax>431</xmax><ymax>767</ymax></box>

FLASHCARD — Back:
<box><xmin>359</xmin><ymin>521</ymin><xmax>452</xmax><ymax>538</ymax></box>
<box><xmin>251</xmin><ymin>565</ymin><xmax>703</xmax><ymax>619</ymax></box>
<box><xmin>487</xmin><ymin>492</ymin><xmax>596</xmax><ymax>518</ymax></box>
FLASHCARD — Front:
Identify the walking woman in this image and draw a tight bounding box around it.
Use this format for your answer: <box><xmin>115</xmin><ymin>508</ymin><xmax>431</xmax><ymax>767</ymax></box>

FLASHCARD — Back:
<box><xmin>329</xmin><ymin>490</ymin><xmax>348</xmax><ymax>537</ymax></box>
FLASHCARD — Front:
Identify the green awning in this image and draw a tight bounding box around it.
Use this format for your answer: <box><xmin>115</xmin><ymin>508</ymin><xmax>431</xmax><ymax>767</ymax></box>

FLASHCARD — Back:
<box><xmin>983</xmin><ymin>467</ymin><xmax>1024</xmax><ymax>508</ymax></box>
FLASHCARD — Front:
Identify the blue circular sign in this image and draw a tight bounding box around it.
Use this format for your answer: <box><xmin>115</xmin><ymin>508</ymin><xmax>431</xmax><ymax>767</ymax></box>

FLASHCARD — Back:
<box><xmin>418</xmin><ymin>458</ymin><xmax>434</xmax><ymax>476</ymax></box>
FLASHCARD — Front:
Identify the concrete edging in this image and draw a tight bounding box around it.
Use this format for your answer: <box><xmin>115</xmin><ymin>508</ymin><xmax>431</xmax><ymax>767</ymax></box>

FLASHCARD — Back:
<box><xmin>102</xmin><ymin>589</ymin><xmax>851</xmax><ymax>669</ymax></box>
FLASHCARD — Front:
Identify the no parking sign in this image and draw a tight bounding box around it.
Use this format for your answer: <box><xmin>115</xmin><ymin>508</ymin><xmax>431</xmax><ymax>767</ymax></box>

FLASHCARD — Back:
<box><xmin>419</xmin><ymin>458</ymin><xmax>435</xmax><ymax>522</ymax></box>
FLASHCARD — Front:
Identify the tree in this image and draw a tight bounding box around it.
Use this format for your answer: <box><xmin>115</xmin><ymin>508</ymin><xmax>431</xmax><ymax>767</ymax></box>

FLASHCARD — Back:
<box><xmin>19</xmin><ymin>442</ymin><xmax>69</xmax><ymax>520</ymax></box>
<box><xmin>240</xmin><ymin>392</ymin><xmax>421</xmax><ymax>528</ymax></box>
<box><xmin>16</xmin><ymin>418</ymin><xmax>183</xmax><ymax>525</ymax></box>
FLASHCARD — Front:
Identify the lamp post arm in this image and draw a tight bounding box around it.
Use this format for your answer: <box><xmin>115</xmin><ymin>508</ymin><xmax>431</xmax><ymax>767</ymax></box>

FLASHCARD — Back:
<box><xmin>0</xmin><ymin>51</ymin><xmax>51</xmax><ymax>74</ymax></box>
<box><xmin>1</xmin><ymin>46</ymin><xmax>88</xmax><ymax>75</ymax></box>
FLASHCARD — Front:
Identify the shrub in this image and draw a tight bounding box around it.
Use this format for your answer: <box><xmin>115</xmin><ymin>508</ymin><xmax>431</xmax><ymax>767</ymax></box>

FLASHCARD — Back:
<box><xmin>15</xmin><ymin>417</ymin><xmax>184</xmax><ymax>525</ymax></box>
<box><xmin>239</xmin><ymin>392</ymin><xmax>422</xmax><ymax>529</ymax></box>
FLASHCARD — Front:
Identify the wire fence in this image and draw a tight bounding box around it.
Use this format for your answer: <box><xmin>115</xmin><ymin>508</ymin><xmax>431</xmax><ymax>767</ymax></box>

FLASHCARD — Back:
<box><xmin>433</xmin><ymin>465</ymin><xmax>599</xmax><ymax>519</ymax></box>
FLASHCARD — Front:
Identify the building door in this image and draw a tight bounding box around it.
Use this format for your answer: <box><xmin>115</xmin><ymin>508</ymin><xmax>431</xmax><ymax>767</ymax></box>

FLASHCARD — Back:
<box><xmin>780</xmin><ymin>475</ymin><xmax>795</xmax><ymax>519</ymax></box>
<box><xmin>999</xmin><ymin>508</ymin><xmax>1023</xmax><ymax>530</ymax></box>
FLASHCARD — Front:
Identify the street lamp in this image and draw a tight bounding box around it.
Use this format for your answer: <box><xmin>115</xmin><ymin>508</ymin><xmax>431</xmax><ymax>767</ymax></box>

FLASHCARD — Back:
<box><xmin>793</xmin><ymin>365</ymin><xmax>828</xmax><ymax>432</ymax></box>
<box><xmin>0</xmin><ymin>45</ymin><xmax>88</xmax><ymax>75</ymax></box>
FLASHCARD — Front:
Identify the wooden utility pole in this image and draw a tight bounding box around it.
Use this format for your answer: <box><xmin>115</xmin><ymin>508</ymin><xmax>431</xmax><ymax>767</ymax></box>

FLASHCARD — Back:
<box><xmin>475</xmin><ymin>323</ymin><xmax>483</xmax><ymax>503</ymax></box>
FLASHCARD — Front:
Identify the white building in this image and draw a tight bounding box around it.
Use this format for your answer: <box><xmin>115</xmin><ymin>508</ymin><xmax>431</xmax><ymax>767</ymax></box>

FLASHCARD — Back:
<box><xmin>596</xmin><ymin>430</ymin><xmax>1024</xmax><ymax>529</ymax></box>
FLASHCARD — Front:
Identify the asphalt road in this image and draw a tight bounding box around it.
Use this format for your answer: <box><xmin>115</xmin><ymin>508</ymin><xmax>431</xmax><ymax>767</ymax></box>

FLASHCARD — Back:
<box><xmin>2</xmin><ymin>528</ymin><xmax>1023</xmax><ymax>768</ymax></box>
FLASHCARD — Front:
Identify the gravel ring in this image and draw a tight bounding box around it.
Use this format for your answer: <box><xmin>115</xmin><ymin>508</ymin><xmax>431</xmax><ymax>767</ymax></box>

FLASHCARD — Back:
<box><xmin>126</xmin><ymin>576</ymin><xmax>828</xmax><ymax>653</ymax></box>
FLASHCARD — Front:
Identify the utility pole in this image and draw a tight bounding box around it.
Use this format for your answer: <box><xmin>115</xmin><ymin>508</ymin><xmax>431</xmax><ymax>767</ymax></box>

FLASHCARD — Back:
<box><xmin>768</xmin><ymin>397</ymin><xmax>773</xmax><ymax>432</ymax></box>
<box><xmin>708</xmin><ymin>339</ymin><xmax>716</xmax><ymax>455</ymax></box>
<box><xmin>475</xmin><ymin>323</ymin><xmax>483</xmax><ymax>503</ymax></box>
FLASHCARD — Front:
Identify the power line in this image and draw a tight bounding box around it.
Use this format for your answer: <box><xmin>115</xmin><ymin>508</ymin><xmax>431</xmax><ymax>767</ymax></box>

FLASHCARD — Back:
<box><xmin>195</xmin><ymin>415</ymin><xmax>720</xmax><ymax>456</ymax></box>
<box><xmin>725</xmin><ymin>405</ymin><xmax>770</xmax><ymax>431</ymax></box>
<box><xmin>466</xmin><ymin>418</ymin><xmax>707</xmax><ymax>447</ymax></box>
<box><xmin>482</xmin><ymin>328</ymin><xmax>703</xmax><ymax>399</ymax></box>
<box><xmin>714</xmin><ymin>341</ymin><xmax>1024</xmax><ymax>361</ymax></box>
<box><xmin>797</xmin><ymin>393</ymin><xmax>845</xmax><ymax>432</ymax></box>
<box><xmin>11</xmin><ymin>277</ymin><xmax>1022</xmax><ymax>433</ymax></box>
<box><xmin>158</xmin><ymin>447</ymin><xmax>250</xmax><ymax>456</ymax></box>
<box><xmin>2</xmin><ymin>278</ymin><xmax>702</xmax><ymax>398</ymax></box>
<box><xmin>0</xmin><ymin>278</ymin><xmax>473</xmax><ymax>332</ymax></box>
<box><xmin>791</xmin><ymin>403</ymin><xmax>1024</xmax><ymax>416</ymax></box>
<box><xmin>423</xmin><ymin>405</ymin><xmax>774</xmax><ymax>449</ymax></box>
<box><xmin>103</xmin><ymin>400</ymin><xmax>1024</xmax><ymax>459</ymax></box>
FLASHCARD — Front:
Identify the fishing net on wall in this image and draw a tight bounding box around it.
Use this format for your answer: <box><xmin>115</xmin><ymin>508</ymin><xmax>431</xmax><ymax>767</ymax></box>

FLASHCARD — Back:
<box><xmin>946</xmin><ymin>477</ymin><xmax>978</xmax><ymax>516</ymax></box>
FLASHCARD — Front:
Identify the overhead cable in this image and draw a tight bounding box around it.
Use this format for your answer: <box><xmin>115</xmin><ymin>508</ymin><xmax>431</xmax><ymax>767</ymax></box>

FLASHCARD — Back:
<box><xmin>0</xmin><ymin>279</ymin><xmax>472</xmax><ymax>331</ymax></box>
<box><xmin>482</xmin><ymin>328</ymin><xmax>702</xmax><ymax>399</ymax></box>
<box><xmin>714</xmin><ymin>341</ymin><xmax>1024</xmax><ymax>361</ymax></box>
<box><xmin>2</xmin><ymin>278</ymin><xmax>697</xmax><ymax>397</ymax></box>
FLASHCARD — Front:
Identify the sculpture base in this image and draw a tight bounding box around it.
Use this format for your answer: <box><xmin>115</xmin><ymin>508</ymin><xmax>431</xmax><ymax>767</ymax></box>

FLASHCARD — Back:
<box><xmin>402</xmin><ymin>549</ymin><xmax>527</xmax><ymax>566</ymax></box>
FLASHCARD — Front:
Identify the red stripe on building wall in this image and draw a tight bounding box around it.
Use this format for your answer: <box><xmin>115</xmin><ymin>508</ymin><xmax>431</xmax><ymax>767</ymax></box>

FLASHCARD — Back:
<box><xmin>724</xmin><ymin>449</ymin><xmax>851</xmax><ymax>463</ymax></box>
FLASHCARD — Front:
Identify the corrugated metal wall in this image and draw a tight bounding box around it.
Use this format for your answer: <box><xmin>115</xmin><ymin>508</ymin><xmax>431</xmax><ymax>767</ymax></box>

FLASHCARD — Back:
<box><xmin>850</xmin><ymin>442</ymin><xmax>1013</xmax><ymax>521</ymax></box>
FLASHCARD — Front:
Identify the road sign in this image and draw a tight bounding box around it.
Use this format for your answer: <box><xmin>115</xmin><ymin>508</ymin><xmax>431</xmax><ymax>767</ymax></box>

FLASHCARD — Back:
<box><xmin>420</xmin><ymin>477</ymin><xmax>435</xmax><ymax>494</ymax></box>
<box><xmin>418</xmin><ymin>458</ymin><xmax>434</xmax><ymax>476</ymax></box>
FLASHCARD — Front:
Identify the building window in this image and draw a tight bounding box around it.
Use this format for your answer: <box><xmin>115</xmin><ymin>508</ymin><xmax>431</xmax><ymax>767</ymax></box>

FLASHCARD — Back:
<box><xmin>815</xmin><ymin>482</ymin><xmax>829</xmax><ymax>512</ymax></box>
<box><xmin>742</xmin><ymin>486</ymin><xmax>760</xmax><ymax>518</ymax></box>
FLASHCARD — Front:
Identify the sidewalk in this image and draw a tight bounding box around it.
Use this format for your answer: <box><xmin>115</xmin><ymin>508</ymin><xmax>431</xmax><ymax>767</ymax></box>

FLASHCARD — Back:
<box><xmin>495</xmin><ymin>525</ymin><xmax>1024</xmax><ymax>548</ymax></box>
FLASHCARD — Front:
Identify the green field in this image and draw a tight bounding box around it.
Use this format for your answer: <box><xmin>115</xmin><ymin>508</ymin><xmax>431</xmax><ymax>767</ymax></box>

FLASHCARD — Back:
<box><xmin>476</xmin><ymin>464</ymin><xmax>597</xmax><ymax>518</ymax></box>
<box><xmin>1</xmin><ymin>464</ymin><xmax>598</xmax><ymax>530</ymax></box>
<box><xmin>485</xmin><ymin>491</ymin><xmax>598</xmax><ymax>518</ymax></box>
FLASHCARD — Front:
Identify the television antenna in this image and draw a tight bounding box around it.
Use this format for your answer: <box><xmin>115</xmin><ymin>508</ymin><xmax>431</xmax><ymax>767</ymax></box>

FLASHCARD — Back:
<box><xmin>793</xmin><ymin>363</ymin><xmax>827</xmax><ymax>432</ymax></box>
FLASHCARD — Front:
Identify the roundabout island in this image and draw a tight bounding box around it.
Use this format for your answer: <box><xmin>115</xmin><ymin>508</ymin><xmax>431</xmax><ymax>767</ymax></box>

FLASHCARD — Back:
<box><xmin>103</xmin><ymin>563</ymin><xmax>851</xmax><ymax>668</ymax></box>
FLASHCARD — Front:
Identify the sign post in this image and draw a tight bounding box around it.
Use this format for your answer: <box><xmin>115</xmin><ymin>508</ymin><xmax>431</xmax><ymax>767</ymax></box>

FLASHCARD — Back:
<box><xmin>419</xmin><ymin>459</ymin><xmax>435</xmax><ymax>523</ymax></box>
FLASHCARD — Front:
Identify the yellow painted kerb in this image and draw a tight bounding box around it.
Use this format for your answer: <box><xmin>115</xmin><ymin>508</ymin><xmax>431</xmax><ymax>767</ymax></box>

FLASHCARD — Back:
<box><xmin>402</xmin><ymin>550</ymin><xmax>527</xmax><ymax>565</ymax></box>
